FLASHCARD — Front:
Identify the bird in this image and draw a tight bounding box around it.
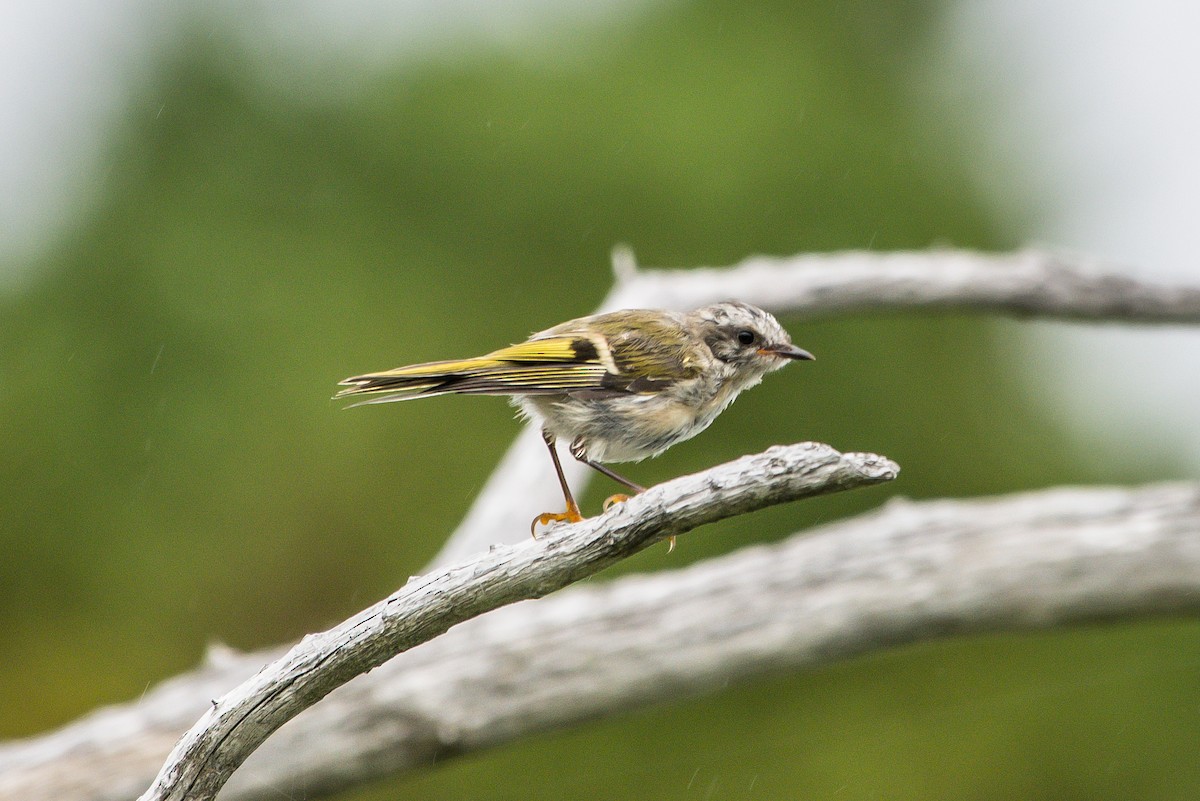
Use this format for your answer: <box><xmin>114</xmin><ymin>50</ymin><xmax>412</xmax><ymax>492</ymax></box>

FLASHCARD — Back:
<box><xmin>336</xmin><ymin>301</ymin><xmax>813</xmax><ymax>548</ymax></box>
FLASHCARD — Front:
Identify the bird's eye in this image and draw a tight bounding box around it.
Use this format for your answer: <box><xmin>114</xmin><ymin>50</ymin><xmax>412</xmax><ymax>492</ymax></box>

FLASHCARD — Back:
<box><xmin>737</xmin><ymin>329</ymin><xmax>756</xmax><ymax>346</ymax></box>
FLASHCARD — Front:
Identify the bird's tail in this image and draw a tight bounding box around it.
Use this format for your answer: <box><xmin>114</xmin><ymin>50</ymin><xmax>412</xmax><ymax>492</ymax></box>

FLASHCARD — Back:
<box><xmin>337</xmin><ymin>337</ymin><xmax>610</xmax><ymax>406</ymax></box>
<box><xmin>334</xmin><ymin>357</ymin><xmax>504</xmax><ymax>406</ymax></box>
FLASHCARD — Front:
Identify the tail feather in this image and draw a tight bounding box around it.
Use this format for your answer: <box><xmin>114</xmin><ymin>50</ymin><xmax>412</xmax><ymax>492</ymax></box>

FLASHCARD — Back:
<box><xmin>336</xmin><ymin>344</ymin><xmax>610</xmax><ymax>405</ymax></box>
<box><xmin>335</xmin><ymin>371</ymin><xmax>462</xmax><ymax>404</ymax></box>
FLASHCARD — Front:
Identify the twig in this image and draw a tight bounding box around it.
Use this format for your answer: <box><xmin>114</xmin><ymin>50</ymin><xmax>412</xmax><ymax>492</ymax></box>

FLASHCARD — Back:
<box><xmin>135</xmin><ymin>444</ymin><xmax>895</xmax><ymax>801</ymax></box>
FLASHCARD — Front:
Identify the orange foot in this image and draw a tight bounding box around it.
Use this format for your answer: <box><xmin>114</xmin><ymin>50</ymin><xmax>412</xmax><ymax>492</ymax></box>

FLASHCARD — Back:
<box><xmin>530</xmin><ymin>506</ymin><xmax>584</xmax><ymax>538</ymax></box>
<box><xmin>602</xmin><ymin>493</ymin><xmax>633</xmax><ymax>511</ymax></box>
<box><xmin>602</xmin><ymin>493</ymin><xmax>675</xmax><ymax>553</ymax></box>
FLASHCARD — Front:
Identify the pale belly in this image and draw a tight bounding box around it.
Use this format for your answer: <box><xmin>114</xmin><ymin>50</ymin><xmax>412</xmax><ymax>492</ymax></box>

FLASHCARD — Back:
<box><xmin>517</xmin><ymin>387</ymin><xmax>738</xmax><ymax>463</ymax></box>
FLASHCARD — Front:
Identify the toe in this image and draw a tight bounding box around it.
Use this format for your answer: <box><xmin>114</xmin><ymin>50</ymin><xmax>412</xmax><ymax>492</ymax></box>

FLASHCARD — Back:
<box><xmin>530</xmin><ymin>508</ymin><xmax>585</xmax><ymax>537</ymax></box>
<box><xmin>602</xmin><ymin>493</ymin><xmax>633</xmax><ymax>511</ymax></box>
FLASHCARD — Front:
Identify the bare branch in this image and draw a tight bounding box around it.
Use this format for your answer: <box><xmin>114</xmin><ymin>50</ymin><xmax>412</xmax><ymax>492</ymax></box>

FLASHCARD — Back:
<box><xmin>4</xmin><ymin>480</ymin><xmax>1197</xmax><ymax>801</ymax></box>
<box><xmin>232</xmin><ymin>483</ymin><xmax>1199</xmax><ymax>799</ymax></box>
<box><xmin>603</xmin><ymin>247</ymin><xmax>1200</xmax><ymax>322</ymax></box>
<box><xmin>133</xmin><ymin>444</ymin><xmax>894</xmax><ymax>801</ymax></box>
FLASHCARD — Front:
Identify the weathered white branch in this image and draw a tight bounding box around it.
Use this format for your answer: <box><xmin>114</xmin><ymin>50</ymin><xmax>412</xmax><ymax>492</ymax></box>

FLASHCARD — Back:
<box><xmin>4</xmin><ymin>480</ymin><xmax>1197</xmax><ymax>801</ymax></box>
<box><xmin>603</xmin><ymin>246</ymin><xmax>1200</xmax><ymax>321</ymax></box>
<box><xmin>133</xmin><ymin>443</ymin><xmax>894</xmax><ymax>801</ymax></box>
<box><xmin>232</xmin><ymin>483</ymin><xmax>1200</xmax><ymax>798</ymax></box>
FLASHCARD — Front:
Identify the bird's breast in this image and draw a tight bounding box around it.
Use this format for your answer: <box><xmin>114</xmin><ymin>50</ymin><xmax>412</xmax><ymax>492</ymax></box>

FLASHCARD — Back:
<box><xmin>518</xmin><ymin>391</ymin><xmax>717</xmax><ymax>463</ymax></box>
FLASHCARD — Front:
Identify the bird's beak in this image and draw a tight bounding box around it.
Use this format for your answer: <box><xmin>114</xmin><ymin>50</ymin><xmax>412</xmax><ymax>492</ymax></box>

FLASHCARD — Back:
<box><xmin>758</xmin><ymin>344</ymin><xmax>815</xmax><ymax>361</ymax></box>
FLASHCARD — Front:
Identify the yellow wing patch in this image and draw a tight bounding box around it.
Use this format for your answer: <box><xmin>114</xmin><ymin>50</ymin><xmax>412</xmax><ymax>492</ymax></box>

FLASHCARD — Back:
<box><xmin>482</xmin><ymin>337</ymin><xmax>594</xmax><ymax>364</ymax></box>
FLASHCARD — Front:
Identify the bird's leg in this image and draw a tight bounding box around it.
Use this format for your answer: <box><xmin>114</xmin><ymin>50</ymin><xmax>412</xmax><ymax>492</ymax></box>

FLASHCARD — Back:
<box><xmin>568</xmin><ymin>437</ymin><xmax>644</xmax><ymax>506</ymax></box>
<box><xmin>569</xmin><ymin>438</ymin><xmax>674</xmax><ymax>553</ymax></box>
<box><xmin>569</xmin><ymin>438</ymin><xmax>646</xmax><ymax>493</ymax></box>
<box><xmin>531</xmin><ymin>429</ymin><xmax>584</xmax><ymax>537</ymax></box>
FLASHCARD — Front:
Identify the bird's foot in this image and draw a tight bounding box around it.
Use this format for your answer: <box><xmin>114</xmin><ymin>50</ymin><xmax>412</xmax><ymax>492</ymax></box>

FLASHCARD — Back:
<box><xmin>602</xmin><ymin>492</ymin><xmax>674</xmax><ymax>553</ymax></box>
<box><xmin>601</xmin><ymin>493</ymin><xmax>634</xmax><ymax>511</ymax></box>
<box><xmin>530</xmin><ymin>506</ymin><xmax>584</xmax><ymax>538</ymax></box>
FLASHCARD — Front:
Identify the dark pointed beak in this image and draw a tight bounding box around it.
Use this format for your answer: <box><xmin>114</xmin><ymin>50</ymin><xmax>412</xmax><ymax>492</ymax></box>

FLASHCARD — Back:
<box><xmin>758</xmin><ymin>344</ymin><xmax>815</xmax><ymax>361</ymax></box>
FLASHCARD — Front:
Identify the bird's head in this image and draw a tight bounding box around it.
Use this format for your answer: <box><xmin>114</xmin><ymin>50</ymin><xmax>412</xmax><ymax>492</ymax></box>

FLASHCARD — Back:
<box><xmin>690</xmin><ymin>301</ymin><xmax>814</xmax><ymax>381</ymax></box>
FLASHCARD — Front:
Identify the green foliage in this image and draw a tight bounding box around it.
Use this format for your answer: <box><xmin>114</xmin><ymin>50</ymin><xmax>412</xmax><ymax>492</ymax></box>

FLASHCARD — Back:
<box><xmin>0</xmin><ymin>1</ymin><xmax>1192</xmax><ymax>798</ymax></box>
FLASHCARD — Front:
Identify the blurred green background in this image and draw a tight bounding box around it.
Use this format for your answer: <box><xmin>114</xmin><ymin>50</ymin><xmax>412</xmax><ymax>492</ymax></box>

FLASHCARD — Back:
<box><xmin>2</xmin><ymin>1</ymin><xmax>1197</xmax><ymax>799</ymax></box>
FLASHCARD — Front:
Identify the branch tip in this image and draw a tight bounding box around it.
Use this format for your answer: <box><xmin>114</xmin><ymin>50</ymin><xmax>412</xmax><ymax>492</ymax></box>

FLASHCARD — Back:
<box><xmin>610</xmin><ymin>244</ymin><xmax>639</xmax><ymax>283</ymax></box>
<box><xmin>843</xmin><ymin>452</ymin><xmax>901</xmax><ymax>481</ymax></box>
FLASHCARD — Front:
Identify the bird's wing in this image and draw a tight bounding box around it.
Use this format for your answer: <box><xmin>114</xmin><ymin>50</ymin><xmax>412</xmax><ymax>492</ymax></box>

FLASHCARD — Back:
<box><xmin>336</xmin><ymin>313</ymin><xmax>702</xmax><ymax>405</ymax></box>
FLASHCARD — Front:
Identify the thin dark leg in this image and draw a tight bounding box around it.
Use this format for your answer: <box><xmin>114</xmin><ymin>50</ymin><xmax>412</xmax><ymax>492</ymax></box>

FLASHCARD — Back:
<box><xmin>543</xmin><ymin>430</ymin><xmax>582</xmax><ymax>515</ymax></box>
<box><xmin>568</xmin><ymin>437</ymin><xmax>676</xmax><ymax>551</ymax></box>
<box><xmin>530</xmin><ymin>430</ymin><xmax>584</xmax><ymax>537</ymax></box>
<box><xmin>569</xmin><ymin>438</ymin><xmax>646</xmax><ymax>493</ymax></box>
<box><xmin>582</xmin><ymin>459</ymin><xmax>647</xmax><ymax>493</ymax></box>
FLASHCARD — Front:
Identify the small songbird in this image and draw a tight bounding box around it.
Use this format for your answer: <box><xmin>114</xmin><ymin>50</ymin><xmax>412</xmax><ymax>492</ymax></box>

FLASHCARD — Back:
<box><xmin>336</xmin><ymin>301</ymin><xmax>813</xmax><ymax>545</ymax></box>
